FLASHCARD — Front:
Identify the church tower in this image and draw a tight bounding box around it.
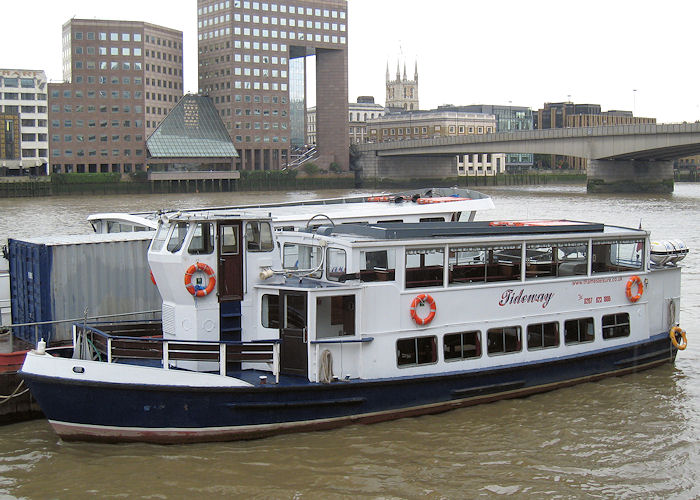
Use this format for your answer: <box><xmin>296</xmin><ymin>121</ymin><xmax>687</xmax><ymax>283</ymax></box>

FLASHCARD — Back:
<box><xmin>385</xmin><ymin>60</ymin><xmax>419</xmax><ymax>111</ymax></box>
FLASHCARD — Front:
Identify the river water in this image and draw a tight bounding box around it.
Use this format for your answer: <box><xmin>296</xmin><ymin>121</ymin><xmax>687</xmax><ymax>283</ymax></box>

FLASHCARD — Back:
<box><xmin>0</xmin><ymin>185</ymin><xmax>698</xmax><ymax>499</ymax></box>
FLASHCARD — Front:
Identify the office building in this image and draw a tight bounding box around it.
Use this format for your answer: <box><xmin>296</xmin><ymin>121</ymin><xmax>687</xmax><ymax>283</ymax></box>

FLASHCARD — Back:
<box><xmin>0</xmin><ymin>69</ymin><xmax>49</xmax><ymax>175</ymax></box>
<box><xmin>49</xmin><ymin>19</ymin><xmax>183</xmax><ymax>174</ymax></box>
<box><xmin>198</xmin><ymin>0</ymin><xmax>349</xmax><ymax>171</ymax></box>
<box><xmin>307</xmin><ymin>96</ymin><xmax>385</xmax><ymax>145</ymax></box>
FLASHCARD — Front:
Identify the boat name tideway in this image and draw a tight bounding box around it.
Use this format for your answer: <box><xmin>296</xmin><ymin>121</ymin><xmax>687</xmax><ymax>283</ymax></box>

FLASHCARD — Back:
<box><xmin>499</xmin><ymin>288</ymin><xmax>554</xmax><ymax>309</ymax></box>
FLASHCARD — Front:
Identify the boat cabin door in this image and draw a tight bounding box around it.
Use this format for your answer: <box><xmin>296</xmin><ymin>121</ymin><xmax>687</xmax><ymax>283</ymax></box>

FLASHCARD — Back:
<box><xmin>279</xmin><ymin>291</ymin><xmax>308</xmax><ymax>377</ymax></box>
<box><xmin>218</xmin><ymin>221</ymin><xmax>244</xmax><ymax>301</ymax></box>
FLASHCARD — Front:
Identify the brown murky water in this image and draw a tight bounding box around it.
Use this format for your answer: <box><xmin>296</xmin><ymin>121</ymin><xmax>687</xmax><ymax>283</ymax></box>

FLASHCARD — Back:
<box><xmin>0</xmin><ymin>185</ymin><xmax>698</xmax><ymax>498</ymax></box>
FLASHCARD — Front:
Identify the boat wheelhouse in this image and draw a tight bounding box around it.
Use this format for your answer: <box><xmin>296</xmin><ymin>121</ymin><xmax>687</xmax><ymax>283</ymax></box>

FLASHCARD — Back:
<box><xmin>20</xmin><ymin>214</ymin><xmax>689</xmax><ymax>443</ymax></box>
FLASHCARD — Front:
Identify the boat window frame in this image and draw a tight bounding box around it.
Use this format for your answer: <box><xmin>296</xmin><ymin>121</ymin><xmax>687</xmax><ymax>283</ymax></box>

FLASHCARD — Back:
<box><xmin>396</xmin><ymin>335</ymin><xmax>438</xmax><ymax>367</ymax></box>
<box><xmin>448</xmin><ymin>243</ymin><xmax>522</xmax><ymax>286</ymax></box>
<box><xmin>405</xmin><ymin>246</ymin><xmax>445</xmax><ymax>289</ymax></box>
<box><xmin>564</xmin><ymin>317</ymin><xmax>595</xmax><ymax>344</ymax></box>
<box><xmin>188</xmin><ymin>222</ymin><xmax>215</xmax><ymax>255</ymax></box>
<box><xmin>486</xmin><ymin>326</ymin><xmax>522</xmax><ymax>356</ymax></box>
<box><xmin>150</xmin><ymin>222</ymin><xmax>172</xmax><ymax>252</ymax></box>
<box><xmin>602</xmin><ymin>312</ymin><xmax>631</xmax><ymax>340</ymax></box>
<box><xmin>592</xmin><ymin>238</ymin><xmax>644</xmax><ymax>275</ymax></box>
<box><xmin>326</xmin><ymin>247</ymin><xmax>347</xmax><ymax>282</ymax></box>
<box><xmin>245</xmin><ymin>220</ymin><xmax>274</xmax><ymax>252</ymax></box>
<box><xmin>443</xmin><ymin>330</ymin><xmax>481</xmax><ymax>361</ymax></box>
<box><xmin>166</xmin><ymin>222</ymin><xmax>189</xmax><ymax>254</ymax></box>
<box><xmin>526</xmin><ymin>321</ymin><xmax>560</xmax><ymax>350</ymax></box>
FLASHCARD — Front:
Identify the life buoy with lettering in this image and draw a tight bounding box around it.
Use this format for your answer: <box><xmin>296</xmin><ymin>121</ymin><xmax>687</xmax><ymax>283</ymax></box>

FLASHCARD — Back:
<box><xmin>669</xmin><ymin>326</ymin><xmax>687</xmax><ymax>350</ymax></box>
<box><xmin>184</xmin><ymin>262</ymin><xmax>216</xmax><ymax>297</ymax></box>
<box><xmin>625</xmin><ymin>275</ymin><xmax>644</xmax><ymax>302</ymax></box>
<box><xmin>410</xmin><ymin>294</ymin><xmax>436</xmax><ymax>325</ymax></box>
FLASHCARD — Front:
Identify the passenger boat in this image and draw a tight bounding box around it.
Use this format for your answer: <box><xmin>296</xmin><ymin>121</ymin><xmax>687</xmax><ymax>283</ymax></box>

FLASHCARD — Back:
<box><xmin>87</xmin><ymin>187</ymin><xmax>494</xmax><ymax>233</ymax></box>
<box><xmin>20</xmin><ymin>211</ymin><xmax>689</xmax><ymax>443</ymax></box>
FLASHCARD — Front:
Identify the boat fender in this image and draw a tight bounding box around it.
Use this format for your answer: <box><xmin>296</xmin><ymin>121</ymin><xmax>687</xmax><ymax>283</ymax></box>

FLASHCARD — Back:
<box><xmin>410</xmin><ymin>294</ymin><xmax>437</xmax><ymax>326</ymax></box>
<box><xmin>669</xmin><ymin>326</ymin><xmax>687</xmax><ymax>350</ymax></box>
<box><xmin>184</xmin><ymin>262</ymin><xmax>216</xmax><ymax>297</ymax></box>
<box><xmin>625</xmin><ymin>275</ymin><xmax>644</xmax><ymax>303</ymax></box>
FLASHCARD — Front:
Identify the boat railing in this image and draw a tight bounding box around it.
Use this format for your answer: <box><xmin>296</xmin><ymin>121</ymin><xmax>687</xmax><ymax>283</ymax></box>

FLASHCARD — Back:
<box><xmin>73</xmin><ymin>324</ymin><xmax>281</xmax><ymax>383</ymax></box>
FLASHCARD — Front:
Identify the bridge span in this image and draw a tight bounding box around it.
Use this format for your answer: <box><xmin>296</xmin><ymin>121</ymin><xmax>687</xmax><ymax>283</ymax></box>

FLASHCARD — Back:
<box><xmin>355</xmin><ymin>123</ymin><xmax>700</xmax><ymax>192</ymax></box>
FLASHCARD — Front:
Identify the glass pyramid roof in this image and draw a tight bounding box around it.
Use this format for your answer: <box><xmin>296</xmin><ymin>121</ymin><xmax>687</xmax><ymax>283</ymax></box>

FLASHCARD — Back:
<box><xmin>146</xmin><ymin>94</ymin><xmax>238</xmax><ymax>158</ymax></box>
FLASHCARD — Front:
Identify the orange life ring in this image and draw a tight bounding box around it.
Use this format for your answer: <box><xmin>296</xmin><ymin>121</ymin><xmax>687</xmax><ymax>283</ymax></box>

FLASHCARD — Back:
<box><xmin>150</xmin><ymin>270</ymin><xmax>157</xmax><ymax>286</ymax></box>
<box><xmin>669</xmin><ymin>326</ymin><xmax>687</xmax><ymax>350</ymax></box>
<box><xmin>410</xmin><ymin>294</ymin><xmax>436</xmax><ymax>325</ymax></box>
<box><xmin>184</xmin><ymin>262</ymin><xmax>216</xmax><ymax>297</ymax></box>
<box><xmin>625</xmin><ymin>275</ymin><xmax>644</xmax><ymax>302</ymax></box>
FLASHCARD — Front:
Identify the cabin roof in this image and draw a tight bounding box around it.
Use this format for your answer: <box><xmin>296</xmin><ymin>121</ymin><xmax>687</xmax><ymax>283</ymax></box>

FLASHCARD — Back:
<box><xmin>311</xmin><ymin>220</ymin><xmax>643</xmax><ymax>242</ymax></box>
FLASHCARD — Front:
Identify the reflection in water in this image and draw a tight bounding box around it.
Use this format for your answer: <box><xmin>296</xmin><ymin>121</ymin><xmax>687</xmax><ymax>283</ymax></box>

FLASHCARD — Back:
<box><xmin>0</xmin><ymin>185</ymin><xmax>699</xmax><ymax>498</ymax></box>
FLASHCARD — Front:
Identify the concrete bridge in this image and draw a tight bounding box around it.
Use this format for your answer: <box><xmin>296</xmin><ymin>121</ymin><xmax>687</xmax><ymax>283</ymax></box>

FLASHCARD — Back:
<box><xmin>355</xmin><ymin>123</ymin><xmax>700</xmax><ymax>192</ymax></box>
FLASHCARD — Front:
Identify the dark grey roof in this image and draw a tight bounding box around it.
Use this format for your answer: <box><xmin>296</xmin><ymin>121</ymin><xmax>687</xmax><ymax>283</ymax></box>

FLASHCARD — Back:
<box><xmin>146</xmin><ymin>94</ymin><xmax>238</xmax><ymax>158</ymax></box>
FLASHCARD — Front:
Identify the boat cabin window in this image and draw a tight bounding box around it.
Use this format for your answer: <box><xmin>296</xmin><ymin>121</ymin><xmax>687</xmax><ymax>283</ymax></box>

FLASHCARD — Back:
<box><xmin>150</xmin><ymin>222</ymin><xmax>171</xmax><ymax>252</ymax></box>
<box><xmin>444</xmin><ymin>331</ymin><xmax>481</xmax><ymax>361</ymax></box>
<box><xmin>406</xmin><ymin>247</ymin><xmax>444</xmax><ymax>288</ymax></box>
<box><xmin>449</xmin><ymin>244</ymin><xmax>521</xmax><ymax>285</ymax></box>
<box><xmin>592</xmin><ymin>239</ymin><xmax>644</xmax><ymax>274</ymax></box>
<box><xmin>487</xmin><ymin>326</ymin><xmax>522</xmax><ymax>355</ymax></box>
<box><xmin>261</xmin><ymin>294</ymin><xmax>280</xmax><ymax>329</ymax></box>
<box><xmin>564</xmin><ymin>317</ymin><xmax>594</xmax><ymax>344</ymax></box>
<box><xmin>326</xmin><ymin>248</ymin><xmax>347</xmax><ymax>282</ymax></box>
<box><xmin>316</xmin><ymin>295</ymin><xmax>355</xmax><ymax>338</ymax></box>
<box><xmin>220</xmin><ymin>225</ymin><xmax>239</xmax><ymax>255</ymax></box>
<box><xmin>360</xmin><ymin>249</ymin><xmax>396</xmax><ymax>282</ymax></box>
<box><xmin>245</xmin><ymin>221</ymin><xmax>273</xmax><ymax>252</ymax></box>
<box><xmin>188</xmin><ymin>222</ymin><xmax>215</xmax><ymax>255</ymax></box>
<box><xmin>602</xmin><ymin>313</ymin><xmax>630</xmax><ymax>339</ymax></box>
<box><xmin>397</xmin><ymin>336</ymin><xmax>437</xmax><ymax>367</ymax></box>
<box><xmin>167</xmin><ymin>222</ymin><xmax>189</xmax><ymax>253</ymax></box>
<box><xmin>526</xmin><ymin>241</ymin><xmax>588</xmax><ymax>279</ymax></box>
<box><xmin>283</xmin><ymin>243</ymin><xmax>323</xmax><ymax>278</ymax></box>
<box><xmin>420</xmin><ymin>217</ymin><xmax>445</xmax><ymax>222</ymax></box>
<box><xmin>527</xmin><ymin>321</ymin><xmax>560</xmax><ymax>350</ymax></box>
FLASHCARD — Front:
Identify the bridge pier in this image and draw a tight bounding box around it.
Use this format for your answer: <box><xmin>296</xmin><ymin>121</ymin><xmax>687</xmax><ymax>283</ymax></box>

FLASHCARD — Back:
<box><xmin>587</xmin><ymin>159</ymin><xmax>674</xmax><ymax>193</ymax></box>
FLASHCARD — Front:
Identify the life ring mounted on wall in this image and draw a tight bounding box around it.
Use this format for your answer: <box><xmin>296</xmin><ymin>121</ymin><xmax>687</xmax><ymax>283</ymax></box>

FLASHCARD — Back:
<box><xmin>184</xmin><ymin>262</ymin><xmax>216</xmax><ymax>297</ymax></box>
<box><xmin>625</xmin><ymin>275</ymin><xmax>644</xmax><ymax>303</ymax></box>
<box><xmin>410</xmin><ymin>294</ymin><xmax>437</xmax><ymax>326</ymax></box>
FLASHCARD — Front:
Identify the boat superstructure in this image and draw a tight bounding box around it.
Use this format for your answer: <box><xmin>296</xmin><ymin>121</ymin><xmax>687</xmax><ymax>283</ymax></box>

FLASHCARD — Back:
<box><xmin>87</xmin><ymin>187</ymin><xmax>494</xmax><ymax>233</ymax></box>
<box><xmin>20</xmin><ymin>212</ymin><xmax>688</xmax><ymax>443</ymax></box>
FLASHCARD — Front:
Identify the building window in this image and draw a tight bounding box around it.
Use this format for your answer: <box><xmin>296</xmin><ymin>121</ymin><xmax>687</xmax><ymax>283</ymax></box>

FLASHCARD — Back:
<box><xmin>397</xmin><ymin>336</ymin><xmax>437</xmax><ymax>367</ymax></box>
<box><xmin>444</xmin><ymin>331</ymin><xmax>481</xmax><ymax>360</ymax></box>
<box><xmin>602</xmin><ymin>313</ymin><xmax>630</xmax><ymax>340</ymax></box>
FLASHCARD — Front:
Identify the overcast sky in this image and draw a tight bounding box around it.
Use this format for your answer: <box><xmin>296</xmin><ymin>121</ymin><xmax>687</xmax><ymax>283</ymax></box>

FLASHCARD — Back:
<box><xmin>3</xmin><ymin>0</ymin><xmax>698</xmax><ymax>123</ymax></box>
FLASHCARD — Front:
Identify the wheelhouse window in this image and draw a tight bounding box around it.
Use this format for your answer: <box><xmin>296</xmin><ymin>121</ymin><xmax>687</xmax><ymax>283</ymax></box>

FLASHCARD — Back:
<box><xmin>449</xmin><ymin>244</ymin><xmax>521</xmax><ymax>285</ymax></box>
<box><xmin>166</xmin><ymin>222</ymin><xmax>188</xmax><ymax>253</ymax></box>
<box><xmin>150</xmin><ymin>222</ymin><xmax>171</xmax><ymax>251</ymax></box>
<box><xmin>316</xmin><ymin>295</ymin><xmax>355</xmax><ymax>338</ymax></box>
<box><xmin>602</xmin><ymin>313</ymin><xmax>630</xmax><ymax>339</ymax></box>
<box><xmin>592</xmin><ymin>239</ymin><xmax>644</xmax><ymax>274</ymax></box>
<box><xmin>487</xmin><ymin>326</ymin><xmax>522</xmax><ymax>355</ymax></box>
<box><xmin>527</xmin><ymin>322</ymin><xmax>560</xmax><ymax>350</ymax></box>
<box><xmin>405</xmin><ymin>247</ymin><xmax>444</xmax><ymax>288</ymax></box>
<box><xmin>245</xmin><ymin>221</ymin><xmax>273</xmax><ymax>252</ymax></box>
<box><xmin>220</xmin><ymin>225</ymin><xmax>239</xmax><ymax>254</ymax></box>
<box><xmin>283</xmin><ymin>243</ymin><xmax>322</xmax><ymax>278</ymax></box>
<box><xmin>397</xmin><ymin>336</ymin><xmax>437</xmax><ymax>367</ymax></box>
<box><xmin>564</xmin><ymin>317</ymin><xmax>595</xmax><ymax>344</ymax></box>
<box><xmin>444</xmin><ymin>331</ymin><xmax>481</xmax><ymax>361</ymax></box>
<box><xmin>526</xmin><ymin>241</ymin><xmax>588</xmax><ymax>279</ymax></box>
<box><xmin>326</xmin><ymin>248</ymin><xmax>347</xmax><ymax>282</ymax></box>
<box><xmin>188</xmin><ymin>222</ymin><xmax>214</xmax><ymax>255</ymax></box>
<box><xmin>261</xmin><ymin>294</ymin><xmax>279</xmax><ymax>328</ymax></box>
<box><xmin>360</xmin><ymin>249</ymin><xmax>396</xmax><ymax>282</ymax></box>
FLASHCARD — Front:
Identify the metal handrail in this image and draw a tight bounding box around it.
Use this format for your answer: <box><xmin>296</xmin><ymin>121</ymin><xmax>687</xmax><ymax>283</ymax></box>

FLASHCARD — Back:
<box><xmin>74</xmin><ymin>324</ymin><xmax>280</xmax><ymax>383</ymax></box>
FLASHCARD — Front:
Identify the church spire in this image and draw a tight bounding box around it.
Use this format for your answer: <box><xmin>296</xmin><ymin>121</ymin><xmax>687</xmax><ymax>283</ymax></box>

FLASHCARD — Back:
<box><xmin>396</xmin><ymin>61</ymin><xmax>400</xmax><ymax>81</ymax></box>
<box><xmin>403</xmin><ymin>62</ymin><xmax>407</xmax><ymax>81</ymax></box>
<box><xmin>414</xmin><ymin>61</ymin><xmax>418</xmax><ymax>82</ymax></box>
<box><xmin>386</xmin><ymin>62</ymin><xmax>389</xmax><ymax>83</ymax></box>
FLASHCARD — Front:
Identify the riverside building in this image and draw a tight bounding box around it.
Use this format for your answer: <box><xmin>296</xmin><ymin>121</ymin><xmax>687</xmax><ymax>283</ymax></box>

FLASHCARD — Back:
<box><xmin>48</xmin><ymin>19</ymin><xmax>183</xmax><ymax>174</ymax></box>
<box><xmin>307</xmin><ymin>96</ymin><xmax>385</xmax><ymax>146</ymax></box>
<box><xmin>0</xmin><ymin>69</ymin><xmax>49</xmax><ymax>176</ymax></box>
<box><xmin>197</xmin><ymin>0</ymin><xmax>349</xmax><ymax>171</ymax></box>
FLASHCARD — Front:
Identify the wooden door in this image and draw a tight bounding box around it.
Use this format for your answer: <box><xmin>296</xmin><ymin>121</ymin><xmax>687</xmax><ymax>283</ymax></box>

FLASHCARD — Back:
<box><xmin>218</xmin><ymin>221</ymin><xmax>244</xmax><ymax>301</ymax></box>
<box><xmin>280</xmin><ymin>291</ymin><xmax>308</xmax><ymax>377</ymax></box>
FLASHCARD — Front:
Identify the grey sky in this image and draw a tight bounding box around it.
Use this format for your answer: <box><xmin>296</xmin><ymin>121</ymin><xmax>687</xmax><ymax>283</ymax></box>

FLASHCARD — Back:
<box><xmin>3</xmin><ymin>0</ymin><xmax>698</xmax><ymax>123</ymax></box>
